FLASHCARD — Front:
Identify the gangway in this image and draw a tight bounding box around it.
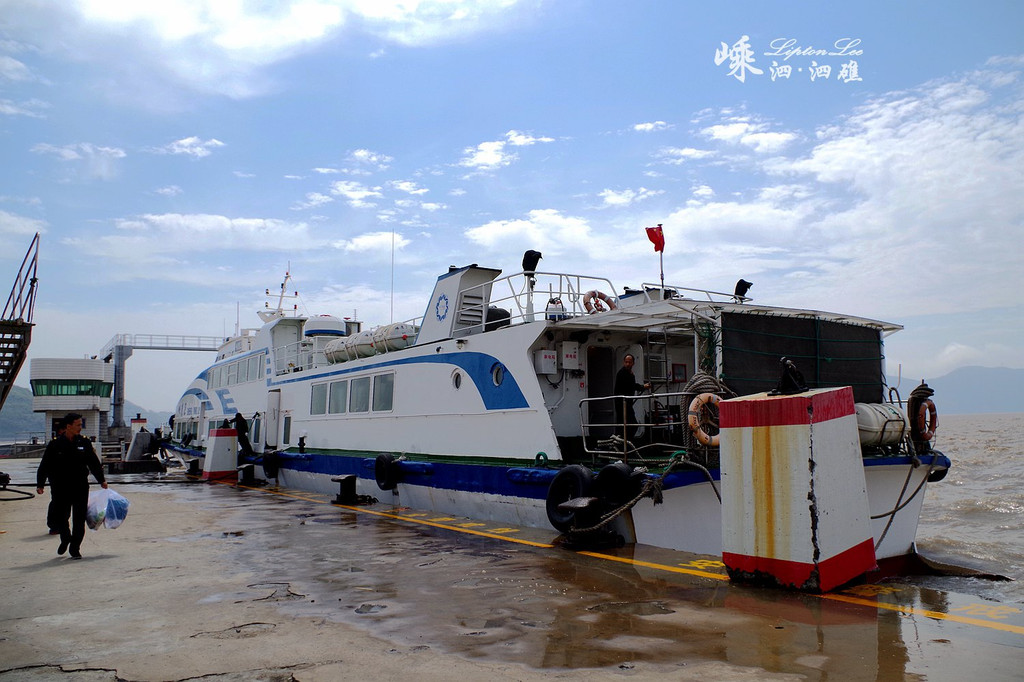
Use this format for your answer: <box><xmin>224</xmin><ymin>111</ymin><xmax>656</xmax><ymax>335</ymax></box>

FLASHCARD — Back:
<box><xmin>1</xmin><ymin>233</ymin><xmax>39</xmax><ymax>412</ymax></box>
<box><xmin>99</xmin><ymin>333</ymin><xmax>222</xmax><ymax>428</ymax></box>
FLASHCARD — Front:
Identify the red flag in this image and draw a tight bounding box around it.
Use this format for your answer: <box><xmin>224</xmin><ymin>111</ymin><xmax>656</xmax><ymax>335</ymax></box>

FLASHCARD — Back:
<box><xmin>645</xmin><ymin>224</ymin><xmax>665</xmax><ymax>252</ymax></box>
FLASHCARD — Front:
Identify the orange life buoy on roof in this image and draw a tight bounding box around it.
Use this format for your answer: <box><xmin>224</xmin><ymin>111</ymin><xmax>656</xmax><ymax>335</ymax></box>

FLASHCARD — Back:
<box><xmin>687</xmin><ymin>393</ymin><xmax>721</xmax><ymax>447</ymax></box>
<box><xmin>916</xmin><ymin>399</ymin><xmax>938</xmax><ymax>441</ymax></box>
<box><xmin>583</xmin><ymin>290</ymin><xmax>616</xmax><ymax>314</ymax></box>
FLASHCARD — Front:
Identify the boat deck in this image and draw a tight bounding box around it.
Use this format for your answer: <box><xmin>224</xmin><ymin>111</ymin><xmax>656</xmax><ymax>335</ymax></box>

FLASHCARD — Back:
<box><xmin>1</xmin><ymin>458</ymin><xmax>1021</xmax><ymax>681</ymax></box>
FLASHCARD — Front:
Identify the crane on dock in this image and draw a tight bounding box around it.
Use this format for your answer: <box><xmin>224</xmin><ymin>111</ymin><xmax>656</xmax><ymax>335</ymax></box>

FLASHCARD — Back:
<box><xmin>0</xmin><ymin>233</ymin><xmax>39</xmax><ymax>412</ymax></box>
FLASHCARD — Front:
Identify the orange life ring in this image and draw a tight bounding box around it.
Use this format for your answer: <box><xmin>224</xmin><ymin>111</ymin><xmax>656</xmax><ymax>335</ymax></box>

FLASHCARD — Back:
<box><xmin>916</xmin><ymin>399</ymin><xmax>938</xmax><ymax>441</ymax></box>
<box><xmin>687</xmin><ymin>393</ymin><xmax>721</xmax><ymax>447</ymax></box>
<box><xmin>583</xmin><ymin>290</ymin><xmax>617</xmax><ymax>314</ymax></box>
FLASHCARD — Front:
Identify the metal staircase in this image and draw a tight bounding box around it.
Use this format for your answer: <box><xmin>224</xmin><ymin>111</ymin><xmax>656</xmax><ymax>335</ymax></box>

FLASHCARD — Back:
<box><xmin>0</xmin><ymin>233</ymin><xmax>39</xmax><ymax>412</ymax></box>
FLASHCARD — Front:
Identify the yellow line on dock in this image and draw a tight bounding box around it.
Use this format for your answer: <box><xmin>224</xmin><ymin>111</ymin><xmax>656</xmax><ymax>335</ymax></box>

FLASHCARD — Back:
<box><xmin>822</xmin><ymin>593</ymin><xmax>1024</xmax><ymax>635</ymax></box>
<box><xmin>221</xmin><ymin>479</ymin><xmax>1024</xmax><ymax>637</ymax></box>
<box><xmin>578</xmin><ymin>550</ymin><xmax>729</xmax><ymax>581</ymax></box>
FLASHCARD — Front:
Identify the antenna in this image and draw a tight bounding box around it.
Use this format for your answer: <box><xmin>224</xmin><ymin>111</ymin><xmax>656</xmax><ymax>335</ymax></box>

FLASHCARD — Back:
<box><xmin>390</xmin><ymin>230</ymin><xmax>395</xmax><ymax>324</ymax></box>
<box><xmin>257</xmin><ymin>265</ymin><xmax>300</xmax><ymax>323</ymax></box>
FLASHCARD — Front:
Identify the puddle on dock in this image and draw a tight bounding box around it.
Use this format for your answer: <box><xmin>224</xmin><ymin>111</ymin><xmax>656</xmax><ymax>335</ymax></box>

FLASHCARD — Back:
<box><xmin>160</xmin><ymin>481</ymin><xmax>1024</xmax><ymax>678</ymax></box>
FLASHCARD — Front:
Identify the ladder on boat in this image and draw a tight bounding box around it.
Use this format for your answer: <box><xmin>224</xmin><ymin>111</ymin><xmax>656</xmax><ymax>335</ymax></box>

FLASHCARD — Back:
<box><xmin>644</xmin><ymin>328</ymin><xmax>670</xmax><ymax>392</ymax></box>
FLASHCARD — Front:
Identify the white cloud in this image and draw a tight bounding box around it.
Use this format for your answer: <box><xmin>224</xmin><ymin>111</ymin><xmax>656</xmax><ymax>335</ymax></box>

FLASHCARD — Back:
<box><xmin>656</xmin><ymin>146</ymin><xmax>715</xmax><ymax>164</ymax></box>
<box><xmin>669</xmin><ymin>66</ymin><xmax>1024</xmax><ymax>322</ymax></box>
<box><xmin>460</xmin><ymin>139</ymin><xmax>513</xmax><ymax>170</ymax></box>
<box><xmin>598</xmin><ymin>187</ymin><xmax>664</xmax><ymax>207</ymax></box>
<box><xmin>154</xmin><ymin>136</ymin><xmax>226</xmax><ymax>158</ymax></box>
<box><xmin>55</xmin><ymin>213</ymin><xmax>318</xmax><ymax>281</ymax></box>
<box><xmin>329</xmin><ymin>180</ymin><xmax>383</xmax><ymax>208</ymax></box>
<box><xmin>459</xmin><ymin>129</ymin><xmax>555</xmax><ymax>171</ymax></box>
<box><xmin>30</xmin><ymin>142</ymin><xmax>126</xmax><ymax>180</ymax></box>
<box><xmin>0</xmin><ymin>97</ymin><xmax>49</xmax><ymax>117</ymax></box>
<box><xmin>0</xmin><ymin>0</ymin><xmax>530</xmax><ymax>104</ymax></box>
<box><xmin>292</xmin><ymin>192</ymin><xmax>334</xmax><ymax>210</ymax></box>
<box><xmin>332</xmin><ymin>230</ymin><xmax>410</xmax><ymax>253</ymax></box>
<box><xmin>701</xmin><ymin>118</ymin><xmax>797</xmax><ymax>152</ymax></box>
<box><xmin>691</xmin><ymin>185</ymin><xmax>715</xmax><ymax>199</ymax></box>
<box><xmin>155</xmin><ymin>185</ymin><xmax>183</xmax><ymax>197</ymax></box>
<box><xmin>0</xmin><ymin>209</ymin><xmax>47</xmax><ymax>237</ymax></box>
<box><xmin>465</xmin><ymin>209</ymin><xmax>593</xmax><ymax>257</ymax></box>
<box><xmin>633</xmin><ymin>121</ymin><xmax>671</xmax><ymax>132</ymax></box>
<box><xmin>0</xmin><ymin>55</ymin><xmax>33</xmax><ymax>81</ymax></box>
<box><xmin>347</xmin><ymin>148</ymin><xmax>393</xmax><ymax>171</ymax></box>
<box><xmin>505</xmin><ymin>129</ymin><xmax>555</xmax><ymax>146</ymax></box>
<box><xmin>389</xmin><ymin>180</ymin><xmax>429</xmax><ymax>195</ymax></box>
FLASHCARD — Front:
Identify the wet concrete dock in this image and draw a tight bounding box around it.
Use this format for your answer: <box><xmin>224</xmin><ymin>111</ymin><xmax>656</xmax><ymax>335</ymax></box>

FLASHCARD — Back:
<box><xmin>2</xmin><ymin>458</ymin><xmax>1022</xmax><ymax>681</ymax></box>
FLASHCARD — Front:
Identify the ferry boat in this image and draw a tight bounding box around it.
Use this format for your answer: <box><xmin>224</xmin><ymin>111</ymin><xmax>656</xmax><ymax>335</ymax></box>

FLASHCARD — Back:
<box><xmin>169</xmin><ymin>255</ymin><xmax>950</xmax><ymax>586</ymax></box>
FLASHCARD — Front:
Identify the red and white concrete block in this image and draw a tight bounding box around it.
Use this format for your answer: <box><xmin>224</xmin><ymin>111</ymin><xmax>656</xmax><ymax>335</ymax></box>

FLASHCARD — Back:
<box><xmin>719</xmin><ymin>386</ymin><xmax>876</xmax><ymax>592</ymax></box>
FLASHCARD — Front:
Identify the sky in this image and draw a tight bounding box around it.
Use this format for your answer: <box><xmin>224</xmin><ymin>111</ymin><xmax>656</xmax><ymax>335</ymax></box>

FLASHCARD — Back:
<box><xmin>1</xmin><ymin>0</ymin><xmax>1022</xmax><ymax>413</ymax></box>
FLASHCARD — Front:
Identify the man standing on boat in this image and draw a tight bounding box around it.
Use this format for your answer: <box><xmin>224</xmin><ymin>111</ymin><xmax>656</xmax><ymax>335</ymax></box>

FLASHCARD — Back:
<box><xmin>614</xmin><ymin>354</ymin><xmax>650</xmax><ymax>441</ymax></box>
<box><xmin>232</xmin><ymin>412</ymin><xmax>254</xmax><ymax>459</ymax></box>
<box><xmin>35</xmin><ymin>413</ymin><xmax>107</xmax><ymax>559</ymax></box>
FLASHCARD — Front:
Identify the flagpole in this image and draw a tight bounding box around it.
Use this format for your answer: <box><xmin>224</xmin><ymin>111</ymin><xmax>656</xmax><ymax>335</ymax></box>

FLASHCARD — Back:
<box><xmin>658</xmin><ymin>224</ymin><xmax>664</xmax><ymax>292</ymax></box>
<box><xmin>645</xmin><ymin>223</ymin><xmax>666</xmax><ymax>294</ymax></box>
<box><xmin>660</xmin><ymin>249</ymin><xmax>664</xmax><ymax>292</ymax></box>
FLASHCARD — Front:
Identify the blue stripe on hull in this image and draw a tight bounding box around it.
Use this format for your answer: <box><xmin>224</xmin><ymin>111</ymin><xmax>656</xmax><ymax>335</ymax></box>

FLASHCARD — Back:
<box><xmin>273</xmin><ymin>452</ymin><xmax>721</xmax><ymax>499</ymax></box>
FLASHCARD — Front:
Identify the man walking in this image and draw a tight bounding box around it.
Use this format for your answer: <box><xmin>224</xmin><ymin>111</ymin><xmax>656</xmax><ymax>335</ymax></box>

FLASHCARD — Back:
<box><xmin>43</xmin><ymin>417</ymin><xmax>66</xmax><ymax>535</ymax></box>
<box><xmin>36</xmin><ymin>413</ymin><xmax>107</xmax><ymax>559</ymax></box>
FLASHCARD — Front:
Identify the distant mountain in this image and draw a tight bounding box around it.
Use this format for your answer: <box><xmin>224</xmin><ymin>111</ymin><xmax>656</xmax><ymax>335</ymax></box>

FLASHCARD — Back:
<box><xmin>888</xmin><ymin>366</ymin><xmax>1024</xmax><ymax>415</ymax></box>
<box><xmin>0</xmin><ymin>385</ymin><xmax>44</xmax><ymax>441</ymax></box>
<box><xmin>0</xmin><ymin>385</ymin><xmax>173</xmax><ymax>441</ymax></box>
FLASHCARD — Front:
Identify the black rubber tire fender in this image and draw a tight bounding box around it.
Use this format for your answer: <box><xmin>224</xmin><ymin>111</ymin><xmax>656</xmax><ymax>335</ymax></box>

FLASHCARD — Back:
<box><xmin>545</xmin><ymin>464</ymin><xmax>594</xmax><ymax>532</ymax></box>
<box><xmin>375</xmin><ymin>453</ymin><xmax>400</xmax><ymax>490</ymax></box>
<box><xmin>593</xmin><ymin>461</ymin><xmax>643</xmax><ymax>508</ymax></box>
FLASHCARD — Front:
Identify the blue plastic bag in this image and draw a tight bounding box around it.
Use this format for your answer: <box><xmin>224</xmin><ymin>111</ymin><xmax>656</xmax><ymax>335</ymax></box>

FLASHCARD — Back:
<box><xmin>86</xmin><ymin>488</ymin><xmax>130</xmax><ymax>530</ymax></box>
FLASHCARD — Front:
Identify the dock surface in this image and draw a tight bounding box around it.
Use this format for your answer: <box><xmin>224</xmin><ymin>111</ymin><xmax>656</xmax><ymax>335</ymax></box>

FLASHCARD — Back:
<box><xmin>2</xmin><ymin>459</ymin><xmax>1022</xmax><ymax>681</ymax></box>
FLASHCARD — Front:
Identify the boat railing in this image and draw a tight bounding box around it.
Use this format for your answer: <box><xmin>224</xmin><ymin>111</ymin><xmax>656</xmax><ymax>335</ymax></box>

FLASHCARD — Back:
<box><xmin>272</xmin><ymin>339</ymin><xmax>328</xmax><ymax>375</ymax></box>
<box><xmin>456</xmin><ymin>270</ymin><xmax>619</xmax><ymax>334</ymax></box>
<box><xmin>636</xmin><ymin>282</ymin><xmax>746</xmax><ymax>303</ymax></box>
<box><xmin>579</xmin><ymin>390</ymin><xmax>714</xmax><ymax>465</ymax></box>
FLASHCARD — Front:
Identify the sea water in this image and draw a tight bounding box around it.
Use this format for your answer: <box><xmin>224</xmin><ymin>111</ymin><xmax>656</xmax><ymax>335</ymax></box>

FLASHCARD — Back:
<box><xmin>914</xmin><ymin>412</ymin><xmax>1024</xmax><ymax>603</ymax></box>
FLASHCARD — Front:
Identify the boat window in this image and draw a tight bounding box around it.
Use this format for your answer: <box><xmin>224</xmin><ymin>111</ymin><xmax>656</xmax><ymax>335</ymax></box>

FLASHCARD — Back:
<box><xmin>329</xmin><ymin>380</ymin><xmax>348</xmax><ymax>414</ymax></box>
<box><xmin>350</xmin><ymin>377</ymin><xmax>370</xmax><ymax>413</ymax></box>
<box><xmin>491</xmin><ymin>363</ymin><xmax>504</xmax><ymax>386</ymax></box>
<box><xmin>226</xmin><ymin>362</ymin><xmax>238</xmax><ymax>386</ymax></box>
<box><xmin>248</xmin><ymin>355</ymin><xmax>261</xmax><ymax>383</ymax></box>
<box><xmin>373</xmin><ymin>373</ymin><xmax>394</xmax><ymax>411</ymax></box>
<box><xmin>282</xmin><ymin>415</ymin><xmax>291</xmax><ymax>445</ymax></box>
<box><xmin>237</xmin><ymin>359</ymin><xmax>249</xmax><ymax>383</ymax></box>
<box><xmin>310</xmin><ymin>383</ymin><xmax>328</xmax><ymax>415</ymax></box>
<box><xmin>251</xmin><ymin>416</ymin><xmax>261</xmax><ymax>445</ymax></box>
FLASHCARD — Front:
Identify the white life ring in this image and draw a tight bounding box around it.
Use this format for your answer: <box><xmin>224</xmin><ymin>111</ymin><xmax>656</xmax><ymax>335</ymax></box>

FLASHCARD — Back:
<box><xmin>583</xmin><ymin>290</ymin><xmax>617</xmax><ymax>314</ymax></box>
<box><xmin>687</xmin><ymin>393</ymin><xmax>721</xmax><ymax>447</ymax></box>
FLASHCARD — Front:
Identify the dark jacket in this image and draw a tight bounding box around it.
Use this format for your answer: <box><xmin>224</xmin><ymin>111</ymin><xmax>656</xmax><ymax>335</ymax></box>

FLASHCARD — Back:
<box><xmin>614</xmin><ymin>367</ymin><xmax>645</xmax><ymax>401</ymax></box>
<box><xmin>36</xmin><ymin>435</ymin><xmax>105</xmax><ymax>490</ymax></box>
